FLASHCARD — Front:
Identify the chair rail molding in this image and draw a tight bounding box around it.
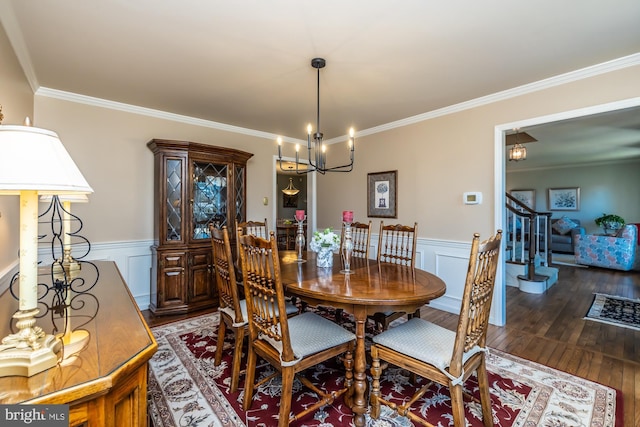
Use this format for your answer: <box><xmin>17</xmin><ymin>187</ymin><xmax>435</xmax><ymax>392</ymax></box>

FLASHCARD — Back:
<box><xmin>2</xmin><ymin>236</ymin><xmax>497</xmax><ymax>322</ymax></box>
<box><xmin>36</xmin><ymin>239</ymin><xmax>154</xmax><ymax>310</ymax></box>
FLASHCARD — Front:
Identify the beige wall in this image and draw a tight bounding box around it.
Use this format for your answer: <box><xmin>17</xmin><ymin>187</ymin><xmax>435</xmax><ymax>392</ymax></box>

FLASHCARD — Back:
<box><xmin>0</xmin><ymin>23</ymin><xmax>33</xmax><ymax>270</ymax></box>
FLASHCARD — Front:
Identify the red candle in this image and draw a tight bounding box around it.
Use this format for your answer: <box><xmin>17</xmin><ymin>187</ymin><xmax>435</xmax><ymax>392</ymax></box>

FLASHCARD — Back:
<box><xmin>295</xmin><ymin>210</ymin><xmax>305</xmax><ymax>221</ymax></box>
<box><xmin>342</xmin><ymin>210</ymin><xmax>353</xmax><ymax>223</ymax></box>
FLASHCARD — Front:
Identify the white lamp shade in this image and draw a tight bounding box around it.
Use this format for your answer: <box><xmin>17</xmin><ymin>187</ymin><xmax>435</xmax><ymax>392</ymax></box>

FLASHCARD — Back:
<box><xmin>0</xmin><ymin>125</ymin><xmax>93</xmax><ymax>195</ymax></box>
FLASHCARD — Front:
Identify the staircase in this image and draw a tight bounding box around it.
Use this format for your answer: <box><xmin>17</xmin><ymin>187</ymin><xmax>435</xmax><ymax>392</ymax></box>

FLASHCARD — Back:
<box><xmin>505</xmin><ymin>193</ymin><xmax>558</xmax><ymax>293</ymax></box>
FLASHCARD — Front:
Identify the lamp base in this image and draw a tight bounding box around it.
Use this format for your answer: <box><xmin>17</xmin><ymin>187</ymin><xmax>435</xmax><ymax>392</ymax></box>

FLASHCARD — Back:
<box><xmin>53</xmin><ymin>258</ymin><xmax>82</xmax><ymax>277</ymax></box>
<box><xmin>0</xmin><ymin>309</ymin><xmax>61</xmax><ymax>377</ymax></box>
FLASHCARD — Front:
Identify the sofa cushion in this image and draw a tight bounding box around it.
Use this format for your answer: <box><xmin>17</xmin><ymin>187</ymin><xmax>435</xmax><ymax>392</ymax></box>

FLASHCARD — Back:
<box><xmin>553</xmin><ymin>216</ymin><xmax>578</xmax><ymax>235</ymax></box>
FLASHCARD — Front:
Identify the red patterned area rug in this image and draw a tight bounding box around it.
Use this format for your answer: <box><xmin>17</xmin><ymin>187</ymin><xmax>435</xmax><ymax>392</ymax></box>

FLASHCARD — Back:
<box><xmin>148</xmin><ymin>312</ymin><xmax>622</xmax><ymax>427</ymax></box>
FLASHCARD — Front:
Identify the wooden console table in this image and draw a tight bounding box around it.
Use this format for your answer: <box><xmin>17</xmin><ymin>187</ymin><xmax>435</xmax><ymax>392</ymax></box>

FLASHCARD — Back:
<box><xmin>0</xmin><ymin>261</ymin><xmax>157</xmax><ymax>427</ymax></box>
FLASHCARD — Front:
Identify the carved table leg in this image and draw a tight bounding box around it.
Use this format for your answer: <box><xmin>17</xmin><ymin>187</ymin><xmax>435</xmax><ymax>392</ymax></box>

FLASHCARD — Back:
<box><xmin>346</xmin><ymin>305</ymin><xmax>367</xmax><ymax>427</ymax></box>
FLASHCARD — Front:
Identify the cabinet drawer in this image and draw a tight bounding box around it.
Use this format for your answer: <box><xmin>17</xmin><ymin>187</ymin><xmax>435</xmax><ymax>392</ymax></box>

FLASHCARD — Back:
<box><xmin>163</xmin><ymin>255</ymin><xmax>184</xmax><ymax>269</ymax></box>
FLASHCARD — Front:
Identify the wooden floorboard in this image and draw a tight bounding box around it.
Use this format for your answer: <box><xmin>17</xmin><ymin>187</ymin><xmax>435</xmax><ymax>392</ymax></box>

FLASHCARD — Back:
<box><xmin>143</xmin><ymin>262</ymin><xmax>640</xmax><ymax>426</ymax></box>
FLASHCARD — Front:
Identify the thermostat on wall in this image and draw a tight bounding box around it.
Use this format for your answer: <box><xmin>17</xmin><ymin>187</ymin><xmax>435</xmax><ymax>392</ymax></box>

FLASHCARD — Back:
<box><xmin>463</xmin><ymin>192</ymin><xmax>482</xmax><ymax>205</ymax></box>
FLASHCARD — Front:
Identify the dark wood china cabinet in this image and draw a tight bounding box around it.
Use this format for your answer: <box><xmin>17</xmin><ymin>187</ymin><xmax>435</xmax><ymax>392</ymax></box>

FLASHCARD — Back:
<box><xmin>147</xmin><ymin>139</ymin><xmax>253</xmax><ymax>315</ymax></box>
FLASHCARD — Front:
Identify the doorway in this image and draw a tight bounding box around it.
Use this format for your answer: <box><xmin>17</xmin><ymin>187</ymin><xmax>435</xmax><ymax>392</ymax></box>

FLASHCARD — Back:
<box><xmin>273</xmin><ymin>156</ymin><xmax>316</xmax><ymax>246</ymax></box>
<box><xmin>494</xmin><ymin>97</ymin><xmax>640</xmax><ymax>326</ymax></box>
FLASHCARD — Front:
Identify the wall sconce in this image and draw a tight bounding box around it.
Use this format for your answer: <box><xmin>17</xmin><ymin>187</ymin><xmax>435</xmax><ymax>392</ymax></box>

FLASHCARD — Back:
<box><xmin>0</xmin><ymin>121</ymin><xmax>93</xmax><ymax>377</ymax></box>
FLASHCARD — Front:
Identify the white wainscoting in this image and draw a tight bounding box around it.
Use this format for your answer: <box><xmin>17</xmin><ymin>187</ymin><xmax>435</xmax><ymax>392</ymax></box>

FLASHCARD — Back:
<box><xmin>0</xmin><ymin>240</ymin><xmax>155</xmax><ymax>311</ymax></box>
<box><xmin>1</xmin><ymin>236</ymin><xmax>502</xmax><ymax>324</ymax></box>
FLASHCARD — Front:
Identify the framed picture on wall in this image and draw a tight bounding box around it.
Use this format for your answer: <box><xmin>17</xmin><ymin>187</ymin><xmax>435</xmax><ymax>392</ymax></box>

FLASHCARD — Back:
<box><xmin>547</xmin><ymin>187</ymin><xmax>580</xmax><ymax>211</ymax></box>
<box><xmin>367</xmin><ymin>170</ymin><xmax>397</xmax><ymax>218</ymax></box>
<box><xmin>283</xmin><ymin>194</ymin><xmax>298</xmax><ymax>208</ymax></box>
<box><xmin>510</xmin><ymin>189</ymin><xmax>535</xmax><ymax>209</ymax></box>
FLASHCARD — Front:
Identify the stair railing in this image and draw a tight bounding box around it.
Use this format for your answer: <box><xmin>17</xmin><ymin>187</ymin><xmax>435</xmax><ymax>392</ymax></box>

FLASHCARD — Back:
<box><xmin>505</xmin><ymin>193</ymin><xmax>552</xmax><ymax>278</ymax></box>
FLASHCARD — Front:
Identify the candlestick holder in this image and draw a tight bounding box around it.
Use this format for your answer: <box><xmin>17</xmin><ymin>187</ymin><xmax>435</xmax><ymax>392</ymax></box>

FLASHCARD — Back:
<box><xmin>340</xmin><ymin>221</ymin><xmax>353</xmax><ymax>274</ymax></box>
<box><xmin>294</xmin><ymin>217</ymin><xmax>306</xmax><ymax>263</ymax></box>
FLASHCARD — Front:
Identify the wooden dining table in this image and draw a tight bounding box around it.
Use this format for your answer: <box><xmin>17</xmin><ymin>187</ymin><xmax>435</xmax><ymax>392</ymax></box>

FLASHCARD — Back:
<box><xmin>278</xmin><ymin>251</ymin><xmax>446</xmax><ymax>427</ymax></box>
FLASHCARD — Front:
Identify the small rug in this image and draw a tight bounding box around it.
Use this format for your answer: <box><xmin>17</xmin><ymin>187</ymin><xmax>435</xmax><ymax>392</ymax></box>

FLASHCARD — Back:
<box><xmin>148</xmin><ymin>312</ymin><xmax>621</xmax><ymax>427</ymax></box>
<box><xmin>585</xmin><ymin>293</ymin><xmax>640</xmax><ymax>331</ymax></box>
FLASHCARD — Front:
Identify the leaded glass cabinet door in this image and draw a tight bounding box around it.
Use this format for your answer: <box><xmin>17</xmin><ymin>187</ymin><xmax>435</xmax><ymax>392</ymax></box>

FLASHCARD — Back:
<box><xmin>166</xmin><ymin>157</ymin><xmax>184</xmax><ymax>242</ymax></box>
<box><xmin>234</xmin><ymin>164</ymin><xmax>246</xmax><ymax>226</ymax></box>
<box><xmin>191</xmin><ymin>160</ymin><xmax>228</xmax><ymax>241</ymax></box>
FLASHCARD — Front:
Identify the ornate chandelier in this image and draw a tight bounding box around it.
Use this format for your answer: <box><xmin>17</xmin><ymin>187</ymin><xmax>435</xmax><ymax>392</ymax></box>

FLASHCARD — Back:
<box><xmin>277</xmin><ymin>58</ymin><xmax>355</xmax><ymax>174</ymax></box>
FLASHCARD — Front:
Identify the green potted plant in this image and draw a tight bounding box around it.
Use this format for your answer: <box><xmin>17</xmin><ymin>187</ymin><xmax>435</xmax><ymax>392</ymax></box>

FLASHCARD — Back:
<box><xmin>594</xmin><ymin>213</ymin><xmax>625</xmax><ymax>235</ymax></box>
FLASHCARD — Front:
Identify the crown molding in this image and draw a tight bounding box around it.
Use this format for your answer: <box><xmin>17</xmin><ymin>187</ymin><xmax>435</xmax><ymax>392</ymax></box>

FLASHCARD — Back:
<box><xmin>35</xmin><ymin>53</ymin><xmax>640</xmax><ymax>143</ymax></box>
<box><xmin>358</xmin><ymin>53</ymin><xmax>640</xmax><ymax>138</ymax></box>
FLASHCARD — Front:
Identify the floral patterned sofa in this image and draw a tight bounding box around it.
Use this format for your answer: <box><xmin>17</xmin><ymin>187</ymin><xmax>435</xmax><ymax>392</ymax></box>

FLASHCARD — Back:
<box><xmin>574</xmin><ymin>224</ymin><xmax>638</xmax><ymax>271</ymax></box>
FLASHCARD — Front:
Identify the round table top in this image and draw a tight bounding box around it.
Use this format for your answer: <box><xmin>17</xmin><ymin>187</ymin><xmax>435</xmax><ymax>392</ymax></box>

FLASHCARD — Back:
<box><xmin>279</xmin><ymin>251</ymin><xmax>446</xmax><ymax>309</ymax></box>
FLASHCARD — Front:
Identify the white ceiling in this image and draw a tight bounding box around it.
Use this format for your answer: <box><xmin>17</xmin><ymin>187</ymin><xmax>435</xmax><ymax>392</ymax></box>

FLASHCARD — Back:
<box><xmin>2</xmin><ymin>1</ymin><xmax>640</xmax><ymax>168</ymax></box>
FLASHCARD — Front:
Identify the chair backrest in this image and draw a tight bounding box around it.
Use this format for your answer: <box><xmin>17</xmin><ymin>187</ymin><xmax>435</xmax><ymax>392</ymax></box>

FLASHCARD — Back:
<box><xmin>340</xmin><ymin>221</ymin><xmax>372</xmax><ymax>259</ymax></box>
<box><xmin>237</xmin><ymin>231</ymin><xmax>295</xmax><ymax>363</ymax></box>
<box><xmin>210</xmin><ymin>225</ymin><xmax>243</xmax><ymax>324</ymax></box>
<box><xmin>450</xmin><ymin>230</ymin><xmax>502</xmax><ymax>374</ymax></box>
<box><xmin>236</xmin><ymin>218</ymin><xmax>269</xmax><ymax>241</ymax></box>
<box><xmin>376</xmin><ymin>221</ymin><xmax>418</xmax><ymax>267</ymax></box>
<box><xmin>236</xmin><ymin>218</ymin><xmax>268</xmax><ymax>258</ymax></box>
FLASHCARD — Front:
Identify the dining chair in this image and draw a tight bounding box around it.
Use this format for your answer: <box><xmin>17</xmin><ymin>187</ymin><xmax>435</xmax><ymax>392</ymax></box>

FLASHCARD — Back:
<box><xmin>209</xmin><ymin>225</ymin><xmax>246</xmax><ymax>393</ymax></box>
<box><xmin>236</xmin><ymin>218</ymin><xmax>268</xmax><ymax>259</ymax></box>
<box><xmin>370</xmin><ymin>230</ymin><xmax>503</xmax><ymax>427</ymax></box>
<box><xmin>210</xmin><ymin>225</ymin><xmax>297</xmax><ymax>393</ymax></box>
<box><xmin>238</xmin><ymin>231</ymin><xmax>356</xmax><ymax>427</ymax></box>
<box><xmin>376</xmin><ymin>221</ymin><xmax>418</xmax><ymax>266</ymax></box>
<box><xmin>340</xmin><ymin>220</ymin><xmax>372</xmax><ymax>259</ymax></box>
<box><xmin>371</xmin><ymin>221</ymin><xmax>418</xmax><ymax>331</ymax></box>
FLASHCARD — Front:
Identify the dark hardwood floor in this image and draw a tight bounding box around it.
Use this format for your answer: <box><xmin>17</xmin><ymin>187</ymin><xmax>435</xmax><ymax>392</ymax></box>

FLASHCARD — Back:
<box><xmin>143</xmin><ymin>263</ymin><xmax>640</xmax><ymax>427</ymax></box>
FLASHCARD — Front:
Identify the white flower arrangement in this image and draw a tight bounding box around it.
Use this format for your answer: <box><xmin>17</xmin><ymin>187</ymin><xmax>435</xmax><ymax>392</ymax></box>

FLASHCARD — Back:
<box><xmin>309</xmin><ymin>228</ymin><xmax>340</xmax><ymax>252</ymax></box>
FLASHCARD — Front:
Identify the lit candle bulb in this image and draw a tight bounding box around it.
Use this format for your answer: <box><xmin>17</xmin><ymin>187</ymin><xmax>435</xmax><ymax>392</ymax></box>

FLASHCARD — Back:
<box><xmin>307</xmin><ymin>124</ymin><xmax>312</xmax><ymax>135</ymax></box>
<box><xmin>277</xmin><ymin>136</ymin><xmax>282</xmax><ymax>157</ymax></box>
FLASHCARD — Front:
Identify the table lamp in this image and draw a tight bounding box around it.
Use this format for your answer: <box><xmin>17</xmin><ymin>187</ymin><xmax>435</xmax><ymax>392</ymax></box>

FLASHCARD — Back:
<box><xmin>40</xmin><ymin>193</ymin><xmax>91</xmax><ymax>361</ymax></box>
<box><xmin>40</xmin><ymin>194</ymin><xmax>90</xmax><ymax>275</ymax></box>
<box><xmin>0</xmin><ymin>120</ymin><xmax>93</xmax><ymax>377</ymax></box>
